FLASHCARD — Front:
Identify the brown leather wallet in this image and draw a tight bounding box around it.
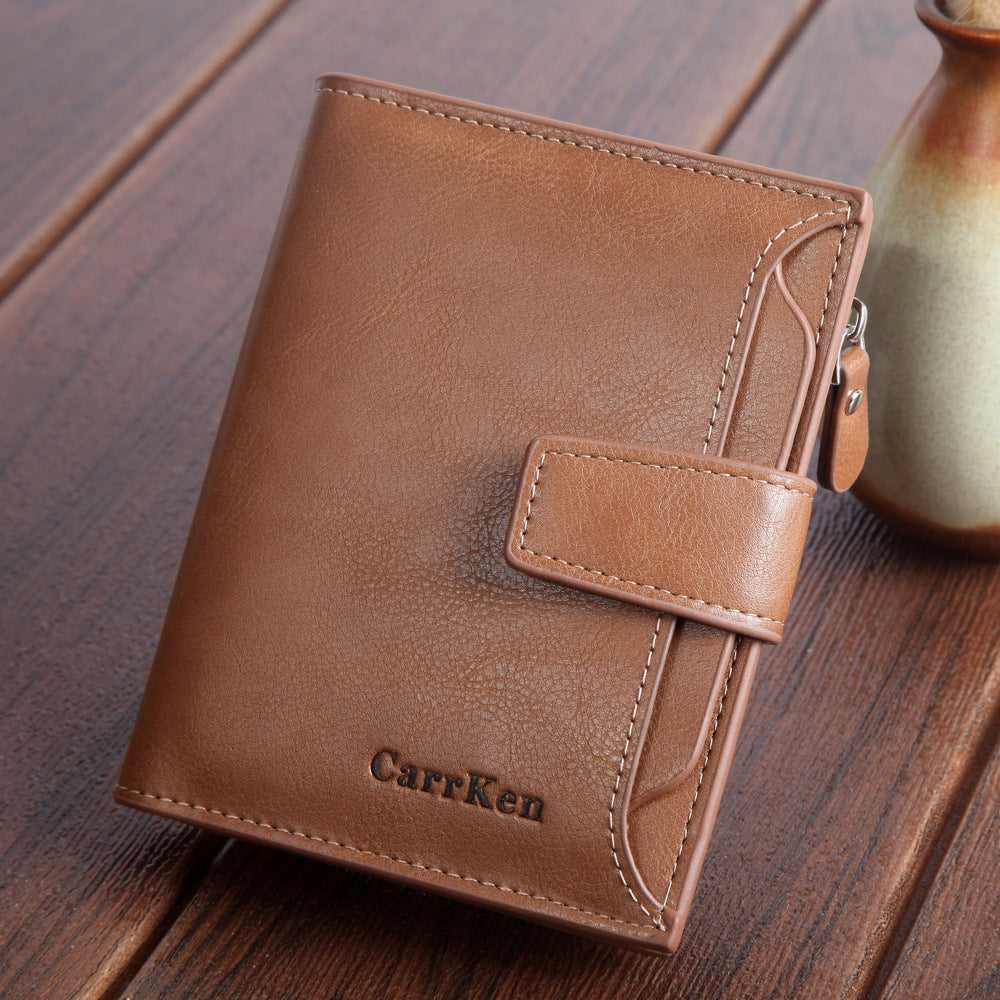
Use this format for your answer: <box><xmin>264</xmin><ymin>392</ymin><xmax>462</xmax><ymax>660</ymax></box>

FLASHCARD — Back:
<box><xmin>115</xmin><ymin>74</ymin><xmax>872</xmax><ymax>954</ymax></box>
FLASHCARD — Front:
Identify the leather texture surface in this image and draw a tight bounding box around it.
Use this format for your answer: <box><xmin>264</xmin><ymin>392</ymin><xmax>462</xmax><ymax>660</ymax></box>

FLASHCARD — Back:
<box><xmin>505</xmin><ymin>435</ymin><xmax>816</xmax><ymax>642</ymax></box>
<box><xmin>114</xmin><ymin>74</ymin><xmax>871</xmax><ymax>954</ymax></box>
<box><xmin>819</xmin><ymin>344</ymin><xmax>870</xmax><ymax>493</ymax></box>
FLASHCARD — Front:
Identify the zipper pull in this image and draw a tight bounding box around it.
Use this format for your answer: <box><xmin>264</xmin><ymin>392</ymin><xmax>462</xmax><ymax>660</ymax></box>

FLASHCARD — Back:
<box><xmin>818</xmin><ymin>299</ymin><xmax>869</xmax><ymax>493</ymax></box>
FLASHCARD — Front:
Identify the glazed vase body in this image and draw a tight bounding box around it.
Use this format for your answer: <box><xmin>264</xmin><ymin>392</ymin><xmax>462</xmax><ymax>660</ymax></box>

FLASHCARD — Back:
<box><xmin>855</xmin><ymin>0</ymin><xmax>1000</xmax><ymax>556</ymax></box>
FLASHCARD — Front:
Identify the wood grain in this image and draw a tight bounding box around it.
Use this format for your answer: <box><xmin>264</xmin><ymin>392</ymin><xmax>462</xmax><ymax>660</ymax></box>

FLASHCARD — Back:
<box><xmin>108</xmin><ymin>529</ymin><xmax>1000</xmax><ymax>1000</ymax></box>
<box><xmin>102</xmin><ymin>3</ymin><xmax>1000</xmax><ymax>1000</ymax></box>
<box><xmin>109</xmin><ymin>4</ymin><xmax>1000</xmax><ymax>998</ymax></box>
<box><xmin>0</xmin><ymin>0</ymin><xmax>295</xmax><ymax>300</ymax></box>
<box><xmin>0</xmin><ymin>1</ymin><xmax>819</xmax><ymax>998</ymax></box>
<box><xmin>714</xmin><ymin>1</ymin><xmax>1000</xmax><ymax>996</ymax></box>
<box><xmin>720</xmin><ymin>0</ymin><xmax>940</xmax><ymax>184</ymax></box>
<box><xmin>880</xmin><ymin>707</ymin><xmax>1000</xmax><ymax>1000</ymax></box>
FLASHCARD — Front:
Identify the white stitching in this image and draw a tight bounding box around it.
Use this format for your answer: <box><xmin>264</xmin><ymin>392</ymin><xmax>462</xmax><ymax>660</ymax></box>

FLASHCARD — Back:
<box><xmin>115</xmin><ymin>785</ymin><xmax>653</xmax><ymax>930</ymax></box>
<box><xmin>317</xmin><ymin>87</ymin><xmax>853</xmax><ymax>210</ymax></box>
<box><xmin>519</xmin><ymin>548</ymin><xmax>784</xmax><ymax>625</ymax></box>
<box><xmin>321</xmin><ymin>83</ymin><xmax>850</xmax><ymax>926</ymax></box>
<box><xmin>154</xmin><ymin>85</ymin><xmax>849</xmax><ymax>932</ymax></box>
<box><xmin>608</xmin><ymin>615</ymin><xmax>665</xmax><ymax>928</ymax></box>
<box><xmin>516</xmin><ymin>449</ymin><xmax>810</xmax><ymax>626</ymax></box>
<box><xmin>517</xmin><ymin>448</ymin><xmax>549</xmax><ymax>554</ymax></box>
<box><xmin>521</xmin><ymin>450</ymin><xmax>815</xmax><ymax>498</ymax></box>
<box><xmin>660</xmin><ymin>640</ymin><xmax>740</xmax><ymax>914</ymax></box>
<box><xmin>675</xmin><ymin>199</ymin><xmax>852</xmax><ymax>914</ymax></box>
<box><xmin>818</xmin><ymin>223</ymin><xmax>849</xmax><ymax>337</ymax></box>
<box><xmin>701</xmin><ymin>210</ymin><xmax>850</xmax><ymax>454</ymax></box>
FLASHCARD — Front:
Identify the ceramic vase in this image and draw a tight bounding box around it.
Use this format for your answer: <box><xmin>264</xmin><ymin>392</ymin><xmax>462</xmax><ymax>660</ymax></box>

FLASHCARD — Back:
<box><xmin>854</xmin><ymin>0</ymin><xmax>1000</xmax><ymax>556</ymax></box>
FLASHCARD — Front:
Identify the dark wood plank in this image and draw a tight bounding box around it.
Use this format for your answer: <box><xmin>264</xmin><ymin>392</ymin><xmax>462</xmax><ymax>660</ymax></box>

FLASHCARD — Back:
<box><xmin>720</xmin><ymin>0</ymin><xmax>939</xmax><ymax>184</ymax></box>
<box><xmin>880</xmin><ymin>713</ymin><xmax>1000</xmax><ymax>1000</ymax></box>
<box><xmin>726</xmin><ymin>4</ymin><xmax>1000</xmax><ymax>992</ymax></box>
<box><xmin>108</xmin><ymin>539</ymin><xmax>1000</xmax><ymax>1000</ymax></box>
<box><xmin>0</xmin><ymin>2</ymin><xmax>819</xmax><ymax>998</ymax></box>
<box><xmin>0</xmin><ymin>0</ymin><xmax>295</xmax><ymax>300</ymax></box>
<box><xmin>108</xmin><ymin>4</ymin><xmax>1000</xmax><ymax>999</ymax></box>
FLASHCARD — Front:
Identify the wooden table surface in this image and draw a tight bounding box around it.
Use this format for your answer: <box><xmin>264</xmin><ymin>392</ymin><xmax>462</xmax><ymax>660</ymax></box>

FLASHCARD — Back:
<box><xmin>3</xmin><ymin>2</ymin><xmax>998</xmax><ymax>998</ymax></box>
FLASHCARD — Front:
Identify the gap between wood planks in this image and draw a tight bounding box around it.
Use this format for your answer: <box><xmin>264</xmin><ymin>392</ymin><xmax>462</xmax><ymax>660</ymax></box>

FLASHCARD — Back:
<box><xmin>97</xmin><ymin>832</ymin><xmax>225</xmax><ymax>1000</ymax></box>
<box><xmin>84</xmin><ymin>4</ymin><xmax>837</xmax><ymax>999</ymax></box>
<box><xmin>0</xmin><ymin>0</ymin><xmax>297</xmax><ymax>305</ymax></box>
<box><xmin>89</xmin><ymin>3</ymin><xmax>837</xmax><ymax>998</ymax></box>
<box><xmin>861</xmin><ymin>667</ymin><xmax>1000</xmax><ymax>1000</ymax></box>
<box><xmin>702</xmin><ymin>0</ymin><xmax>827</xmax><ymax>153</ymax></box>
<box><xmin>0</xmin><ymin>1</ymin><xmax>844</xmax><ymax>996</ymax></box>
<box><xmin>0</xmin><ymin>0</ymin><xmax>830</xmax><ymax>311</ymax></box>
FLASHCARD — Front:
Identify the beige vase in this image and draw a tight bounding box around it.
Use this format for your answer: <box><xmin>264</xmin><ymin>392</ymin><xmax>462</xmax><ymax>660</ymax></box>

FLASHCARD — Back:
<box><xmin>854</xmin><ymin>0</ymin><xmax>1000</xmax><ymax>556</ymax></box>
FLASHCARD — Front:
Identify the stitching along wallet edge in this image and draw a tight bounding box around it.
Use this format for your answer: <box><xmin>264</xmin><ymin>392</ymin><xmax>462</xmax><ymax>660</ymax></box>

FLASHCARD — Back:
<box><xmin>115</xmin><ymin>74</ymin><xmax>872</xmax><ymax>954</ymax></box>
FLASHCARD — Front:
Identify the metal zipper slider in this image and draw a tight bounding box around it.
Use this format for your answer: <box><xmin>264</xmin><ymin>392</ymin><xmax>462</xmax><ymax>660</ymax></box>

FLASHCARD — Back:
<box><xmin>819</xmin><ymin>298</ymin><xmax>870</xmax><ymax>493</ymax></box>
<box><xmin>834</xmin><ymin>298</ymin><xmax>868</xmax><ymax>386</ymax></box>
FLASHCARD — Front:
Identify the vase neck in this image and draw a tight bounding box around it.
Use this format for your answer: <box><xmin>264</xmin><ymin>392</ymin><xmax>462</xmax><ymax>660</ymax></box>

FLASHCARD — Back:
<box><xmin>901</xmin><ymin>2</ymin><xmax>1000</xmax><ymax>166</ymax></box>
<box><xmin>939</xmin><ymin>44</ymin><xmax>1000</xmax><ymax>89</ymax></box>
<box><xmin>918</xmin><ymin>0</ymin><xmax>1000</xmax><ymax>57</ymax></box>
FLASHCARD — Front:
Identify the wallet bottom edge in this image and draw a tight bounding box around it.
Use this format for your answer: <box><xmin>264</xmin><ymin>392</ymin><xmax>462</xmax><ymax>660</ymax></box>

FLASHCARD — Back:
<box><xmin>113</xmin><ymin>784</ymin><xmax>684</xmax><ymax>954</ymax></box>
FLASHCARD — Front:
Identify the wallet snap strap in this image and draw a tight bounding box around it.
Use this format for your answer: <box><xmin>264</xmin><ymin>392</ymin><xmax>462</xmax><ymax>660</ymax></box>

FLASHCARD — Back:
<box><xmin>504</xmin><ymin>434</ymin><xmax>815</xmax><ymax>642</ymax></box>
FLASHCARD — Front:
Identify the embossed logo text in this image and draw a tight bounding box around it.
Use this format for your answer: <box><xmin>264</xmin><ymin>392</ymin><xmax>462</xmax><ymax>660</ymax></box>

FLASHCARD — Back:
<box><xmin>370</xmin><ymin>749</ymin><xmax>543</xmax><ymax>822</ymax></box>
